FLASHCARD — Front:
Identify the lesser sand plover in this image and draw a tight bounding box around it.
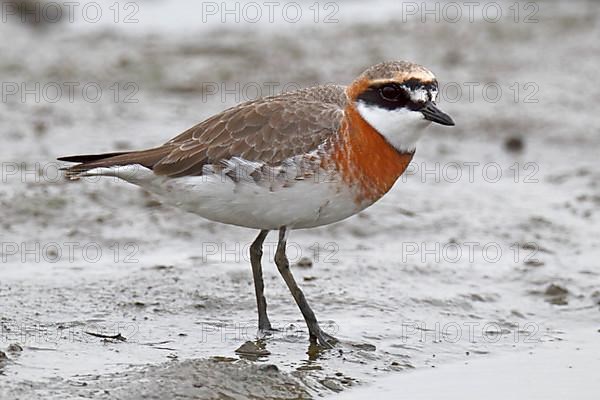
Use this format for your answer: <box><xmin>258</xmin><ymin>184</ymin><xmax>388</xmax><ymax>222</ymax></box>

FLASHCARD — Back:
<box><xmin>59</xmin><ymin>61</ymin><xmax>455</xmax><ymax>347</ymax></box>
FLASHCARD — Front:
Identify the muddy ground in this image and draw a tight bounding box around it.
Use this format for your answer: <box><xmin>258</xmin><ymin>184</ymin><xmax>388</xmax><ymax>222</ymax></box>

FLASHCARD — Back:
<box><xmin>1</xmin><ymin>0</ymin><xmax>599</xmax><ymax>398</ymax></box>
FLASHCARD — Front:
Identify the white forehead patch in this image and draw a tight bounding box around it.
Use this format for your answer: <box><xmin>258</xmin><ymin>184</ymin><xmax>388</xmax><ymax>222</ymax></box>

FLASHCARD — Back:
<box><xmin>408</xmin><ymin>87</ymin><xmax>429</xmax><ymax>103</ymax></box>
<box><xmin>406</xmin><ymin>86</ymin><xmax>438</xmax><ymax>103</ymax></box>
<box><xmin>356</xmin><ymin>101</ymin><xmax>431</xmax><ymax>153</ymax></box>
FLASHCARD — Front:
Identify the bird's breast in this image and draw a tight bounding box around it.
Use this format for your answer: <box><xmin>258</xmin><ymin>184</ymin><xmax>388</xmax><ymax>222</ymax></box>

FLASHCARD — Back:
<box><xmin>326</xmin><ymin>105</ymin><xmax>415</xmax><ymax>205</ymax></box>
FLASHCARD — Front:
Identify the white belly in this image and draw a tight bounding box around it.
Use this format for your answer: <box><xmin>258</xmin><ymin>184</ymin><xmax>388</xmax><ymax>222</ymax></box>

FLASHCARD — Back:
<box><xmin>86</xmin><ymin>164</ymin><xmax>364</xmax><ymax>230</ymax></box>
<box><xmin>163</xmin><ymin>174</ymin><xmax>362</xmax><ymax>229</ymax></box>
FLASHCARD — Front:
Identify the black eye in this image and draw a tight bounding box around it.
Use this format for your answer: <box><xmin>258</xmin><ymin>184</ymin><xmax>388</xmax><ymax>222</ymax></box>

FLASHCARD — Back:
<box><xmin>380</xmin><ymin>85</ymin><xmax>400</xmax><ymax>101</ymax></box>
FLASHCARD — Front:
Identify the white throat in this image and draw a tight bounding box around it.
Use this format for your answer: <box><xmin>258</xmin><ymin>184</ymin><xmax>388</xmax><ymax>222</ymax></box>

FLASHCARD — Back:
<box><xmin>356</xmin><ymin>102</ymin><xmax>431</xmax><ymax>153</ymax></box>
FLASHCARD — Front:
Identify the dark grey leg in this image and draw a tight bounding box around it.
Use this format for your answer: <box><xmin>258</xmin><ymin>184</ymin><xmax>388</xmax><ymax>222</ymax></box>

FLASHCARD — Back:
<box><xmin>274</xmin><ymin>227</ymin><xmax>337</xmax><ymax>348</ymax></box>
<box><xmin>250</xmin><ymin>230</ymin><xmax>272</xmax><ymax>331</ymax></box>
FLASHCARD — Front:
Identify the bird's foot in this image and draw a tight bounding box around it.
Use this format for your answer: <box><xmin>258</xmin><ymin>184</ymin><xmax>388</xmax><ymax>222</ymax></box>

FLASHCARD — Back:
<box><xmin>258</xmin><ymin>322</ymin><xmax>279</xmax><ymax>338</ymax></box>
<box><xmin>311</xmin><ymin>329</ymin><xmax>338</xmax><ymax>349</ymax></box>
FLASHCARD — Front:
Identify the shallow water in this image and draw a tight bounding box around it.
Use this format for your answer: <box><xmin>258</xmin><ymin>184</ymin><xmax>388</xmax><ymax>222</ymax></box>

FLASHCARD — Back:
<box><xmin>1</xmin><ymin>0</ymin><xmax>600</xmax><ymax>398</ymax></box>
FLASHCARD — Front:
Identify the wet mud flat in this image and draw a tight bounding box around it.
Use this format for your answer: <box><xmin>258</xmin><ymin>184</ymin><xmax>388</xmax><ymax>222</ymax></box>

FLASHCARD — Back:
<box><xmin>2</xmin><ymin>358</ymin><xmax>313</xmax><ymax>400</ymax></box>
<box><xmin>1</xmin><ymin>0</ymin><xmax>600</xmax><ymax>398</ymax></box>
<box><xmin>336</xmin><ymin>327</ymin><xmax>600</xmax><ymax>400</ymax></box>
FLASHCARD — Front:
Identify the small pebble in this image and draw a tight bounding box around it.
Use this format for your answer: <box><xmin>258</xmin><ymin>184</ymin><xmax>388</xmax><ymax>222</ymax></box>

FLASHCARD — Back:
<box><xmin>295</xmin><ymin>257</ymin><xmax>313</xmax><ymax>268</ymax></box>
<box><xmin>321</xmin><ymin>378</ymin><xmax>343</xmax><ymax>392</ymax></box>
<box><xmin>235</xmin><ymin>341</ymin><xmax>270</xmax><ymax>357</ymax></box>
<box><xmin>545</xmin><ymin>284</ymin><xmax>568</xmax><ymax>296</ymax></box>
<box><xmin>351</xmin><ymin>343</ymin><xmax>376</xmax><ymax>351</ymax></box>
<box><xmin>504</xmin><ymin>136</ymin><xmax>524</xmax><ymax>152</ymax></box>
<box><xmin>259</xmin><ymin>364</ymin><xmax>279</xmax><ymax>373</ymax></box>
<box><xmin>7</xmin><ymin>344</ymin><xmax>23</xmax><ymax>353</ymax></box>
<box><xmin>524</xmin><ymin>260</ymin><xmax>545</xmax><ymax>267</ymax></box>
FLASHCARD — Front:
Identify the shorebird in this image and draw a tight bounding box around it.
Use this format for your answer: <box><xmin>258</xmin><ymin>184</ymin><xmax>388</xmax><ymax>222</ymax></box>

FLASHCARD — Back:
<box><xmin>59</xmin><ymin>61</ymin><xmax>454</xmax><ymax>348</ymax></box>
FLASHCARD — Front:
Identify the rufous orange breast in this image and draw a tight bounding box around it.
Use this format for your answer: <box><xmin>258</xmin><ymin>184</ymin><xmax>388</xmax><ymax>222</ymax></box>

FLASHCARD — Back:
<box><xmin>328</xmin><ymin>104</ymin><xmax>414</xmax><ymax>205</ymax></box>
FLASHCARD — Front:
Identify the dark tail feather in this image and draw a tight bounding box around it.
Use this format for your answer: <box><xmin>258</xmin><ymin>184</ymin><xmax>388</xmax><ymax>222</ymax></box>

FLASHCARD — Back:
<box><xmin>57</xmin><ymin>152</ymin><xmax>132</xmax><ymax>164</ymax></box>
<box><xmin>58</xmin><ymin>147</ymin><xmax>173</xmax><ymax>180</ymax></box>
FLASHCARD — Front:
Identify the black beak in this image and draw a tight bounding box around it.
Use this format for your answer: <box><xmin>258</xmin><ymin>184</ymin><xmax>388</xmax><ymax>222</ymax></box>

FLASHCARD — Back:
<box><xmin>421</xmin><ymin>102</ymin><xmax>455</xmax><ymax>126</ymax></box>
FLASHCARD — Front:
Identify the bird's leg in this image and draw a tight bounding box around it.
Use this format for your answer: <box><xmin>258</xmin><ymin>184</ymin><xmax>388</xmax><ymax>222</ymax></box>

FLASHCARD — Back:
<box><xmin>274</xmin><ymin>227</ymin><xmax>337</xmax><ymax>348</ymax></box>
<box><xmin>250</xmin><ymin>229</ymin><xmax>272</xmax><ymax>332</ymax></box>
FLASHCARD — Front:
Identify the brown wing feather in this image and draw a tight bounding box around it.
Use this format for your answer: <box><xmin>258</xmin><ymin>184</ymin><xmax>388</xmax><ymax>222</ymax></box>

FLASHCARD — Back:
<box><xmin>60</xmin><ymin>85</ymin><xmax>347</xmax><ymax>179</ymax></box>
<box><xmin>153</xmin><ymin>85</ymin><xmax>347</xmax><ymax>178</ymax></box>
